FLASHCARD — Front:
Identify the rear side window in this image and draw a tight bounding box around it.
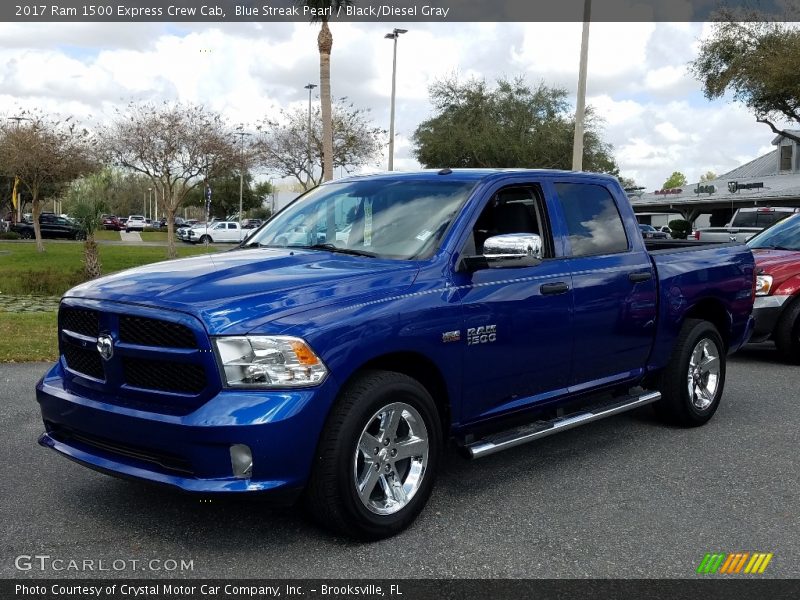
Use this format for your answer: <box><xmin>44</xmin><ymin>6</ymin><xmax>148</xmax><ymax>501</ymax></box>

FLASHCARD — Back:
<box><xmin>733</xmin><ymin>210</ymin><xmax>794</xmax><ymax>228</ymax></box>
<box><xmin>553</xmin><ymin>183</ymin><xmax>629</xmax><ymax>256</ymax></box>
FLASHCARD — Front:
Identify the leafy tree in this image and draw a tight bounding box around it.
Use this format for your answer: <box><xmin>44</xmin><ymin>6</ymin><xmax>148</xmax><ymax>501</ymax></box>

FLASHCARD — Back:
<box><xmin>690</xmin><ymin>20</ymin><xmax>800</xmax><ymax>143</ymax></box>
<box><xmin>300</xmin><ymin>0</ymin><xmax>353</xmax><ymax>182</ymax></box>
<box><xmin>256</xmin><ymin>98</ymin><xmax>385</xmax><ymax>189</ymax></box>
<box><xmin>184</xmin><ymin>170</ymin><xmax>261</xmax><ymax>219</ymax></box>
<box><xmin>662</xmin><ymin>171</ymin><xmax>687</xmax><ymax>189</ymax></box>
<box><xmin>699</xmin><ymin>170</ymin><xmax>717</xmax><ymax>182</ymax></box>
<box><xmin>100</xmin><ymin>101</ymin><xmax>238</xmax><ymax>258</ymax></box>
<box><xmin>411</xmin><ymin>76</ymin><xmax>618</xmax><ymax>174</ymax></box>
<box><xmin>0</xmin><ymin>111</ymin><xmax>97</xmax><ymax>251</ymax></box>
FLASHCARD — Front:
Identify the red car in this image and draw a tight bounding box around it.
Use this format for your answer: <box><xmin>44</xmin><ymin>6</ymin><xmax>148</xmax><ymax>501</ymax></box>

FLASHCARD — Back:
<box><xmin>102</xmin><ymin>215</ymin><xmax>123</xmax><ymax>231</ymax></box>
<box><xmin>747</xmin><ymin>213</ymin><xmax>800</xmax><ymax>362</ymax></box>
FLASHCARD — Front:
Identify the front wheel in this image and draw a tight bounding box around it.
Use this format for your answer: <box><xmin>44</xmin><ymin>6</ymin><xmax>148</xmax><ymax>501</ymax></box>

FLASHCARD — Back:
<box><xmin>20</xmin><ymin>230</ymin><xmax>33</xmax><ymax>239</ymax></box>
<box><xmin>199</xmin><ymin>235</ymin><xmax>211</xmax><ymax>244</ymax></box>
<box><xmin>774</xmin><ymin>298</ymin><xmax>800</xmax><ymax>364</ymax></box>
<box><xmin>304</xmin><ymin>371</ymin><xmax>442</xmax><ymax>540</ymax></box>
<box><xmin>654</xmin><ymin>319</ymin><xmax>726</xmax><ymax>427</ymax></box>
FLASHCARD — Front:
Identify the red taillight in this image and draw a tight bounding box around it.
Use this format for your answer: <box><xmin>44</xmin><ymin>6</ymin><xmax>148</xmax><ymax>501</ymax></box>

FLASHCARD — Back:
<box><xmin>694</xmin><ymin>230</ymin><xmax>700</xmax><ymax>240</ymax></box>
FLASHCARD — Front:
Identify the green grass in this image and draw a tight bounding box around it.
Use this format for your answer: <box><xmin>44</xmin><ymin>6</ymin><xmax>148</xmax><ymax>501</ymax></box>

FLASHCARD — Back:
<box><xmin>0</xmin><ymin>311</ymin><xmax>58</xmax><ymax>362</ymax></box>
<box><xmin>140</xmin><ymin>231</ymin><xmax>168</xmax><ymax>242</ymax></box>
<box><xmin>93</xmin><ymin>230</ymin><xmax>121</xmax><ymax>241</ymax></box>
<box><xmin>0</xmin><ymin>241</ymin><xmax>220</xmax><ymax>296</ymax></box>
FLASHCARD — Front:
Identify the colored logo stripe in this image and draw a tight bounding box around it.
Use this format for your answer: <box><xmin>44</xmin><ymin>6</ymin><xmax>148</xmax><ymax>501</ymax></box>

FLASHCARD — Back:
<box><xmin>697</xmin><ymin>553</ymin><xmax>773</xmax><ymax>574</ymax></box>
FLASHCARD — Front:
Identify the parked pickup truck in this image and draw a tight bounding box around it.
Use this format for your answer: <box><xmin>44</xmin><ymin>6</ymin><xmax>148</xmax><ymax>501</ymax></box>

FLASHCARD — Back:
<box><xmin>186</xmin><ymin>221</ymin><xmax>245</xmax><ymax>244</ymax></box>
<box><xmin>694</xmin><ymin>206</ymin><xmax>800</xmax><ymax>243</ymax></box>
<box><xmin>36</xmin><ymin>170</ymin><xmax>755</xmax><ymax>539</ymax></box>
<box><xmin>746</xmin><ymin>213</ymin><xmax>800</xmax><ymax>362</ymax></box>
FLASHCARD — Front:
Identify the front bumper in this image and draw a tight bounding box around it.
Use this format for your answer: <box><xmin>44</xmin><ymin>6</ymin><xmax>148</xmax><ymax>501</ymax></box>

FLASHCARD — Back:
<box><xmin>36</xmin><ymin>361</ymin><xmax>338</xmax><ymax>497</ymax></box>
<box><xmin>750</xmin><ymin>295</ymin><xmax>792</xmax><ymax>342</ymax></box>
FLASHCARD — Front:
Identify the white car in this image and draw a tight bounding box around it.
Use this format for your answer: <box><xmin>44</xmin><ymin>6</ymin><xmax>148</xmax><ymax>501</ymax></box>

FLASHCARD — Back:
<box><xmin>187</xmin><ymin>221</ymin><xmax>245</xmax><ymax>244</ymax></box>
<box><xmin>125</xmin><ymin>215</ymin><xmax>146</xmax><ymax>232</ymax></box>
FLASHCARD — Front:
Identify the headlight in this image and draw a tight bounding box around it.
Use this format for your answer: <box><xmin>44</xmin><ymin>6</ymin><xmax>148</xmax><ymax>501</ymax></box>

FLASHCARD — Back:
<box><xmin>755</xmin><ymin>274</ymin><xmax>773</xmax><ymax>296</ymax></box>
<box><xmin>214</xmin><ymin>336</ymin><xmax>328</xmax><ymax>388</ymax></box>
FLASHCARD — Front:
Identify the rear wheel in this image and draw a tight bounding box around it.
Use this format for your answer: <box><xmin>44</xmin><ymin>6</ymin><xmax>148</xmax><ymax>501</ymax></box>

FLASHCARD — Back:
<box><xmin>305</xmin><ymin>370</ymin><xmax>441</xmax><ymax>540</ymax></box>
<box><xmin>774</xmin><ymin>298</ymin><xmax>800</xmax><ymax>364</ymax></box>
<box><xmin>654</xmin><ymin>319</ymin><xmax>726</xmax><ymax>427</ymax></box>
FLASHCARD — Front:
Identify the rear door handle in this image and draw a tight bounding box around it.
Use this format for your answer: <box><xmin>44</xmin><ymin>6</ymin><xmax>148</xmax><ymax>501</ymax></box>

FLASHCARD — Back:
<box><xmin>629</xmin><ymin>271</ymin><xmax>653</xmax><ymax>283</ymax></box>
<box><xmin>540</xmin><ymin>282</ymin><xmax>570</xmax><ymax>295</ymax></box>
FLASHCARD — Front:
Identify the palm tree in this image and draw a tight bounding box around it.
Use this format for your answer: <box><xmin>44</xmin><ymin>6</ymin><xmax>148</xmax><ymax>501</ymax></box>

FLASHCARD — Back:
<box><xmin>70</xmin><ymin>199</ymin><xmax>106</xmax><ymax>279</ymax></box>
<box><xmin>301</xmin><ymin>1</ymin><xmax>352</xmax><ymax>182</ymax></box>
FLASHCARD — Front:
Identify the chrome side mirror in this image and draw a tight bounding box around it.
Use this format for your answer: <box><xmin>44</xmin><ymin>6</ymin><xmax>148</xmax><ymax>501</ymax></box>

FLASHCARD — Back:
<box><xmin>461</xmin><ymin>233</ymin><xmax>544</xmax><ymax>271</ymax></box>
<box><xmin>484</xmin><ymin>233</ymin><xmax>543</xmax><ymax>260</ymax></box>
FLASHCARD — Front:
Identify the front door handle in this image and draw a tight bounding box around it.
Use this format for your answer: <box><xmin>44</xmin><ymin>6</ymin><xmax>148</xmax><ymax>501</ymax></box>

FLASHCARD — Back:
<box><xmin>540</xmin><ymin>282</ymin><xmax>569</xmax><ymax>295</ymax></box>
<box><xmin>629</xmin><ymin>271</ymin><xmax>653</xmax><ymax>283</ymax></box>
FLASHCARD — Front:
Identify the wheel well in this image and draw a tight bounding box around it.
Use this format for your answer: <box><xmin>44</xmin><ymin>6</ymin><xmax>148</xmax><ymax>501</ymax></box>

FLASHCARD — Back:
<box><xmin>354</xmin><ymin>352</ymin><xmax>451</xmax><ymax>435</ymax></box>
<box><xmin>685</xmin><ymin>299</ymin><xmax>731</xmax><ymax>348</ymax></box>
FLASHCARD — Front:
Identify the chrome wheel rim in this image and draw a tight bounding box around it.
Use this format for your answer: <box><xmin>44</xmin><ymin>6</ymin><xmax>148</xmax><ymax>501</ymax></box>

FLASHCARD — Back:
<box><xmin>353</xmin><ymin>402</ymin><xmax>429</xmax><ymax>516</ymax></box>
<box><xmin>686</xmin><ymin>337</ymin><xmax>720</xmax><ymax>411</ymax></box>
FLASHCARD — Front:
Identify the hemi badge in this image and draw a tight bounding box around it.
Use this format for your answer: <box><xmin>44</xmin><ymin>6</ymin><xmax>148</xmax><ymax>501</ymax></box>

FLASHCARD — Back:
<box><xmin>442</xmin><ymin>330</ymin><xmax>461</xmax><ymax>343</ymax></box>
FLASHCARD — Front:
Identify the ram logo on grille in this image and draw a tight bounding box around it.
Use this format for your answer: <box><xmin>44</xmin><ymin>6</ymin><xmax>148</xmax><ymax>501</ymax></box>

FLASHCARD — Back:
<box><xmin>96</xmin><ymin>334</ymin><xmax>114</xmax><ymax>361</ymax></box>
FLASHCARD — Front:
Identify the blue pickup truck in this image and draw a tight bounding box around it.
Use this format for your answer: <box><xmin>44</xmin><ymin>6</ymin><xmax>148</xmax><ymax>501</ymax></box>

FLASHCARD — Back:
<box><xmin>36</xmin><ymin>170</ymin><xmax>755</xmax><ymax>539</ymax></box>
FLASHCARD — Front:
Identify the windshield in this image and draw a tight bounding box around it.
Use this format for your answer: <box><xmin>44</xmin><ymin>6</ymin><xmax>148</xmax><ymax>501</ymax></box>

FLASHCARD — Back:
<box><xmin>244</xmin><ymin>179</ymin><xmax>476</xmax><ymax>259</ymax></box>
<box><xmin>747</xmin><ymin>214</ymin><xmax>800</xmax><ymax>251</ymax></box>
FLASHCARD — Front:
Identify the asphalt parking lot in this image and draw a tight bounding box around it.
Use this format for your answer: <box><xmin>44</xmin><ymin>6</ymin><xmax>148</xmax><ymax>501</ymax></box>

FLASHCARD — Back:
<box><xmin>1</xmin><ymin>345</ymin><xmax>798</xmax><ymax>579</ymax></box>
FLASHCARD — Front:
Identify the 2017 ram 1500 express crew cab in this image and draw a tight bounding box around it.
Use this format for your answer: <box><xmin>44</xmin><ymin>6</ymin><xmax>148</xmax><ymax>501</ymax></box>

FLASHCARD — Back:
<box><xmin>36</xmin><ymin>170</ymin><xmax>756</xmax><ymax>539</ymax></box>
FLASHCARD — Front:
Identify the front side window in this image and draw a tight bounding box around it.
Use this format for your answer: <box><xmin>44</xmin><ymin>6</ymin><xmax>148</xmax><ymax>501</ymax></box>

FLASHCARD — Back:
<box><xmin>244</xmin><ymin>179</ymin><xmax>476</xmax><ymax>259</ymax></box>
<box><xmin>553</xmin><ymin>183</ymin><xmax>629</xmax><ymax>256</ymax></box>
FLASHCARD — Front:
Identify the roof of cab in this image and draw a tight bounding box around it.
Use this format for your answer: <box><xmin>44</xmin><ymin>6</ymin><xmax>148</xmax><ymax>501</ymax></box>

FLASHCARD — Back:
<box><xmin>329</xmin><ymin>168</ymin><xmax>619</xmax><ymax>185</ymax></box>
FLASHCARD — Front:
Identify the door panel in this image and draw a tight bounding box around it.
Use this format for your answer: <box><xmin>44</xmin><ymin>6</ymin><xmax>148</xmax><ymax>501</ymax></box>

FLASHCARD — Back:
<box><xmin>457</xmin><ymin>263</ymin><xmax>574</xmax><ymax>422</ymax></box>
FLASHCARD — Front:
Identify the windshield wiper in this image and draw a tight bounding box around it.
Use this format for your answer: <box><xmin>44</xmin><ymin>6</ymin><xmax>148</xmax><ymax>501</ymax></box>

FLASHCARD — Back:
<box><xmin>301</xmin><ymin>243</ymin><xmax>378</xmax><ymax>258</ymax></box>
<box><xmin>751</xmin><ymin>245</ymin><xmax>796</xmax><ymax>251</ymax></box>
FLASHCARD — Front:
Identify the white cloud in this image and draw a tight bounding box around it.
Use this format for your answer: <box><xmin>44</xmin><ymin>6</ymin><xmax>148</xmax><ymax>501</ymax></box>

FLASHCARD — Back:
<box><xmin>0</xmin><ymin>20</ymin><xmax>786</xmax><ymax>191</ymax></box>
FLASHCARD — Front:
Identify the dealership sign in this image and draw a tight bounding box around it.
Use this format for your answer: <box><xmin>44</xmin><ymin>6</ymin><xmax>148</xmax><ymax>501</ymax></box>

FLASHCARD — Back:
<box><xmin>728</xmin><ymin>181</ymin><xmax>764</xmax><ymax>193</ymax></box>
<box><xmin>694</xmin><ymin>184</ymin><xmax>716</xmax><ymax>194</ymax></box>
<box><xmin>654</xmin><ymin>188</ymin><xmax>683</xmax><ymax>195</ymax></box>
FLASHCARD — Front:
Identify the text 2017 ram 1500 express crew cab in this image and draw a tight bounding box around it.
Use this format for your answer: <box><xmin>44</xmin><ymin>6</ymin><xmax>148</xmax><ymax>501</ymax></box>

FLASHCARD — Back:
<box><xmin>36</xmin><ymin>170</ymin><xmax>756</xmax><ymax>539</ymax></box>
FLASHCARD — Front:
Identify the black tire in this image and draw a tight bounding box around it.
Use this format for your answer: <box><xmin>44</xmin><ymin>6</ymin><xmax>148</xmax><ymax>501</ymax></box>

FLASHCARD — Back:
<box><xmin>304</xmin><ymin>370</ymin><xmax>442</xmax><ymax>540</ymax></box>
<box><xmin>20</xmin><ymin>230</ymin><xmax>33</xmax><ymax>239</ymax></box>
<box><xmin>74</xmin><ymin>231</ymin><xmax>86</xmax><ymax>241</ymax></box>
<box><xmin>199</xmin><ymin>235</ymin><xmax>211</xmax><ymax>244</ymax></box>
<box><xmin>654</xmin><ymin>319</ymin><xmax>726</xmax><ymax>427</ymax></box>
<box><xmin>774</xmin><ymin>297</ymin><xmax>800</xmax><ymax>364</ymax></box>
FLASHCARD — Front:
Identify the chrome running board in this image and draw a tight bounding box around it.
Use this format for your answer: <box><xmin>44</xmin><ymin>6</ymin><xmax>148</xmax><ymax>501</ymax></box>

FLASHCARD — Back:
<box><xmin>465</xmin><ymin>390</ymin><xmax>661</xmax><ymax>459</ymax></box>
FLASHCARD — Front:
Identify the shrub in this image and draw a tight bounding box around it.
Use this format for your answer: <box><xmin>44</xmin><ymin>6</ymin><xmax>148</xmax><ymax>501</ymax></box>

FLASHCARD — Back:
<box><xmin>0</xmin><ymin>232</ymin><xmax>21</xmax><ymax>240</ymax></box>
<box><xmin>668</xmin><ymin>219</ymin><xmax>691</xmax><ymax>239</ymax></box>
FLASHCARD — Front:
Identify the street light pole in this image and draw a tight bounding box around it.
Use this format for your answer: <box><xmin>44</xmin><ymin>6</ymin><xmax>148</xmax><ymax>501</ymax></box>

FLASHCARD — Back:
<box><xmin>572</xmin><ymin>0</ymin><xmax>591</xmax><ymax>171</ymax></box>
<box><xmin>385</xmin><ymin>28</ymin><xmax>407</xmax><ymax>171</ymax></box>
<box><xmin>304</xmin><ymin>83</ymin><xmax>318</xmax><ymax>186</ymax></box>
<box><xmin>234</xmin><ymin>129</ymin><xmax>251</xmax><ymax>230</ymax></box>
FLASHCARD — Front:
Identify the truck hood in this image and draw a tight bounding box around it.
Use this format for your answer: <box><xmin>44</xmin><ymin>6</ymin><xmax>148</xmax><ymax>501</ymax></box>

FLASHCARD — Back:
<box><xmin>65</xmin><ymin>248</ymin><xmax>419</xmax><ymax>334</ymax></box>
<box><xmin>752</xmin><ymin>248</ymin><xmax>800</xmax><ymax>277</ymax></box>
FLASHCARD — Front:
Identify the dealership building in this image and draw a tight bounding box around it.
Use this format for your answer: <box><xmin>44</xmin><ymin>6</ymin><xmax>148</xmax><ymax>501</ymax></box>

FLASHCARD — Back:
<box><xmin>630</xmin><ymin>130</ymin><xmax>800</xmax><ymax>228</ymax></box>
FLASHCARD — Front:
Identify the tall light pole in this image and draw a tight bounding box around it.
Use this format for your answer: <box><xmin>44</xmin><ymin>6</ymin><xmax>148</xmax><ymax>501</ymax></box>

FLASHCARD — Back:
<box><xmin>572</xmin><ymin>0</ymin><xmax>591</xmax><ymax>171</ymax></box>
<box><xmin>234</xmin><ymin>128</ymin><xmax>251</xmax><ymax>229</ymax></box>
<box><xmin>148</xmin><ymin>188</ymin><xmax>152</xmax><ymax>222</ymax></box>
<box><xmin>304</xmin><ymin>83</ymin><xmax>318</xmax><ymax>186</ymax></box>
<box><xmin>385</xmin><ymin>28</ymin><xmax>407</xmax><ymax>171</ymax></box>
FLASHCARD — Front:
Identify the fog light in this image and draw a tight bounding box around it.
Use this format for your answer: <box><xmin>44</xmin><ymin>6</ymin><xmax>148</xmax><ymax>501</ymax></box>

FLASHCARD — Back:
<box><xmin>230</xmin><ymin>444</ymin><xmax>253</xmax><ymax>479</ymax></box>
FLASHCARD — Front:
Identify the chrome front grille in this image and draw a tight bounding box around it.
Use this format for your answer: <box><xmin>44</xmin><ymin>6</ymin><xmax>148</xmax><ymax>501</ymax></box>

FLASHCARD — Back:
<box><xmin>58</xmin><ymin>300</ymin><xmax>219</xmax><ymax>415</ymax></box>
